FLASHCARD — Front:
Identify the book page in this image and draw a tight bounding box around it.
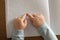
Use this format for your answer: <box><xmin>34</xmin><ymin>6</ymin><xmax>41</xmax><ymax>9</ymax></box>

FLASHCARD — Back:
<box><xmin>5</xmin><ymin>0</ymin><xmax>50</xmax><ymax>38</ymax></box>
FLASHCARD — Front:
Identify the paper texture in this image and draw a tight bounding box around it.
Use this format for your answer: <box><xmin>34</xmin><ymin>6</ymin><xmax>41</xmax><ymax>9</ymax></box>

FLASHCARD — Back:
<box><xmin>5</xmin><ymin>0</ymin><xmax>50</xmax><ymax>38</ymax></box>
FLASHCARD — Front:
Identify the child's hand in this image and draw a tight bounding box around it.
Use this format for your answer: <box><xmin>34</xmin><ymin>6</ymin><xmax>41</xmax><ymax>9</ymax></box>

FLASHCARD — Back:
<box><xmin>13</xmin><ymin>14</ymin><xmax>27</xmax><ymax>30</ymax></box>
<box><xmin>27</xmin><ymin>13</ymin><xmax>45</xmax><ymax>28</ymax></box>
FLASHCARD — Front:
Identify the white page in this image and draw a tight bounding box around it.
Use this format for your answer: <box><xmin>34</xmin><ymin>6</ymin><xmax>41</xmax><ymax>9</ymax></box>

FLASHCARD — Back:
<box><xmin>5</xmin><ymin>0</ymin><xmax>50</xmax><ymax>38</ymax></box>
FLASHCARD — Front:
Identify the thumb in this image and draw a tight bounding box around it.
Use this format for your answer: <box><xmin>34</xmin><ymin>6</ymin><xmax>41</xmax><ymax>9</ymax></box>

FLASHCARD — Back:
<box><xmin>22</xmin><ymin>14</ymin><xmax>26</xmax><ymax>21</ymax></box>
<box><xmin>24</xmin><ymin>19</ymin><xmax>27</xmax><ymax>26</ymax></box>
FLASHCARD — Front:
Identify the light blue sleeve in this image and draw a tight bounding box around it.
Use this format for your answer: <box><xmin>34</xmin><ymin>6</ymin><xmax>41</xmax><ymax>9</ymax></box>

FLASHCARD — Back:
<box><xmin>11</xmin><ymin>29</ymin><xmax>24</xmax><ymax>40</ymax></box>
<box><xmin>37</xmin><ymin>23</ymin><xmax>58</xmax><ymax>40</ymax></box>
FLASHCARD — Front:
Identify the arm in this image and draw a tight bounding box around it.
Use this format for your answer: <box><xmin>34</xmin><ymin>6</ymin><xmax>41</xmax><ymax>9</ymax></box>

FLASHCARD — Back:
<box><xmin>12</xmin><ymin>14</ymin><xmax>27</xmax><ymax>40</ymax></box>
<box><xmin>37</xmin><ymin>23</ymin><xmax>58</xmax><ymax>40</ymax></box>
<box><xmin>12</xmin><ymin>30</ymin><xmax>24</xmax><ymax>40</ymax></box>
<box><xmin>27</xmin><ymin>13</ymin><xmax>58</xmax><ymax>40</ymax></box>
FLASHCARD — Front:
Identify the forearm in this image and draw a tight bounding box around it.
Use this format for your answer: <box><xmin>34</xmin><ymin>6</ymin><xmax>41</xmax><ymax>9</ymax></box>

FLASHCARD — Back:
<box><xmin>12</xmin><ymin>29</ymin><xmax>24</xmax><ymax>40</ymax></box>
<box><xmin>37</xmin><ymin>23</ymin><xmax>58</xmax><ymax>40</ymax></box>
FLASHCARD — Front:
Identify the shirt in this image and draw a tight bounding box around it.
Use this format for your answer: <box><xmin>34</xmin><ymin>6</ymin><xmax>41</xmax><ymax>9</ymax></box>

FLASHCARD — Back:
<box><xmin>12</xmin><ymin>23</ymin><xmax>58</xmax><ymax>40</ymax></box>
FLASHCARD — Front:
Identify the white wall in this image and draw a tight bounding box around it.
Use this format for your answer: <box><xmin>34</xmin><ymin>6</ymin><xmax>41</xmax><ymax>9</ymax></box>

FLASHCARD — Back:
<box><xmin>49</xmin><ymin>0</ymin><xmax>60</xmax><ymax>35</ymax></box>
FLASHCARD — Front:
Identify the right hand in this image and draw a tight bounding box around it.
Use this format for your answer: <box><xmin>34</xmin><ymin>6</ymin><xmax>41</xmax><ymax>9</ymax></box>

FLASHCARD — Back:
<box><xmin>27</xmin><ymin>13</ymin><xmax>45</xmax><ymax>28</ymax></box>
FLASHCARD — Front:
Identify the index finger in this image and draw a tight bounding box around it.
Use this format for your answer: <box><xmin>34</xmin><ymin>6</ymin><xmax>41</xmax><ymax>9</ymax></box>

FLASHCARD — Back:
<box><xmin>27</xmin><ymin>13</ymin><xmax>34</xmax><ymax>18</ymax></box>
<box><xmin>21</xmin><ymin>14</ymin><xmax>26</xmax><ymax>21</ymax></box>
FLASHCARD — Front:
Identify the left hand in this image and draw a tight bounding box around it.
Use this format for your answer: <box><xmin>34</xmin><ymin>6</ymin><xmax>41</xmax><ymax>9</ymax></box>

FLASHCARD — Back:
<box><xmin>13</xmin><ymin>14</ymin><xmax>27</xmax><ymax>30</ymax></box>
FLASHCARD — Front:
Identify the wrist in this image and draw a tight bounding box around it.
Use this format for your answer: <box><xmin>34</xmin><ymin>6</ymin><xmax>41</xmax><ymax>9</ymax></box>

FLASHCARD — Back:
<box><xmin>13</xmin><ymin>29</ymin><xmax>24</xmax><ymax>35</ymax></box>
<box><xmin>36</xmin><ymin>22</ymin><xmax>46</xmax><ymax>28</ymax></box>
<box><xmin>15</xmin><ymin>26</ymin><xmax>26</xmax><ymax>30</ymax></box>
<box><xmin>35</xmin><ymin>22</ymin><xmax>45</xmax><ymax>28</ymax></box>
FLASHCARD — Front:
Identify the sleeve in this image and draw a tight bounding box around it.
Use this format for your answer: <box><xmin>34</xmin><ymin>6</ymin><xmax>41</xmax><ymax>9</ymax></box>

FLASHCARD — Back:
<box><xmin>37</xmin><ymin>23</ymin><xmax>58</xmax><ymax>40</ymax></box>
<box><xmin>11</xmin><ymin>29</ymin><xmax>24</xmax><ymax>40</ymax></box>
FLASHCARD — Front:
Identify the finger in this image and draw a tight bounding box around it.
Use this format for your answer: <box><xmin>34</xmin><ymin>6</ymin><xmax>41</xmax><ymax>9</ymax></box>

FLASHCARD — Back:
<box><xmin>24</xmin><ymin>19</ymin><xmax>27</xmax><ymax>25</ymax></box>
<box><xmin>26</xmin><ymin>13</ymin><xmax>34</xmax><ymax>18</ymax></box>
<box><xmin>33</xmin><ymin>14</ymin><xmax>41</xmax><ymax>17</ymax></box>
<box><xmin>33</xmin><ymin>14</ymin><xmax>38</xmax><ymax>17</ymax></box>
<box><xmin>21</xmin><ymin>14</ymin><xmax>26</xmax><ymax>21</ymax></box>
